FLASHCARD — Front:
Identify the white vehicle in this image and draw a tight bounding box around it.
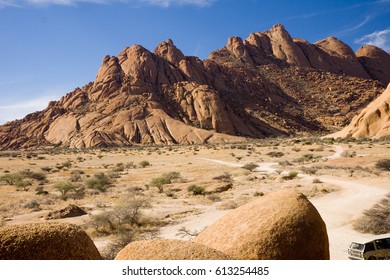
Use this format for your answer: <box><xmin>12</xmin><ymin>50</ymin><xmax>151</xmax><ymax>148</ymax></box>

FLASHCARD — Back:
<box><xmin>348</xmin><ymin>234</ymin><xmax>390</xmax><ymax>260</ymax></box>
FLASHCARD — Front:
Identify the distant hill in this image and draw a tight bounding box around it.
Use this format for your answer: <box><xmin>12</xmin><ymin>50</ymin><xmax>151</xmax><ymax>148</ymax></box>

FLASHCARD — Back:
<box><xmin>0</xmin><ymin>24</ymin><xmax>388</xmax><ymax>149</ymax></box>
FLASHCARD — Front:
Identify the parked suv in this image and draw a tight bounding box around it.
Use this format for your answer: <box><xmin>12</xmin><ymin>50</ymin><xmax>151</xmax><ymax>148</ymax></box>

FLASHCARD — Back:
<box><xmin>348</xmin><ymin>234</ymin><xmax>390</xmax><ymax>260</ymax></box>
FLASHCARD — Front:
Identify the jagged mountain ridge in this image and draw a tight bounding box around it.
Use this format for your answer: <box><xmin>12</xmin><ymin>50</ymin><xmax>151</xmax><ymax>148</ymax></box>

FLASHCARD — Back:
<box><xmin>0</xmin><ymin>24</ymin><xmax>388</xmax><ymax>149</ymax></box>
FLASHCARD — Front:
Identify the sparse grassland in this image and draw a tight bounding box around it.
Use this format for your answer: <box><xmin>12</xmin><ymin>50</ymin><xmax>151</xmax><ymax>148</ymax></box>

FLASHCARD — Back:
<box><xmin>0</xmin><ymin>137</ymin><xmax>389</xmax><ymax>259</ymax></box>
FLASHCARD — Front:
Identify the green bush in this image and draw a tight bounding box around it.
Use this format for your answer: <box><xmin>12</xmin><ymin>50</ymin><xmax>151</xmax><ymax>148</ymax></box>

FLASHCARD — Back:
<box><xmin>0</xmin><ymin>173</ymin><xmax>24</xmax><ymax>185</ymax></box>
<box><xmin>187</xmin><ymin>185</ymin><xmax>206</xmax><ymax>196</ymax></box>
<box><xmin>149</xmin><ymin>172</ymin><xmax>181</xmax><ymax>193</ymax></box>
<box><xmin>85</xmin><ymin>173</ymin><xmax>113</xmax><ymax>192</ymax></box>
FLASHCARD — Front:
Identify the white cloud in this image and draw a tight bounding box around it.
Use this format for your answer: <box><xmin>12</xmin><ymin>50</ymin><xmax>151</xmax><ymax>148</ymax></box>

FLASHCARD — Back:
<box><xmin>355</xmin><ymin>28</ymin><xmax>390</xmax><ymax>52</ymax></box>
<box><xmin>0</xmin><ymin>95</ymin><xmax>60</xmax><ymax>125</ymax></box>
<box><xmin>0</xmin><ymin>0</ymin><xmax>215</xmax><ymax>8</ymax></box>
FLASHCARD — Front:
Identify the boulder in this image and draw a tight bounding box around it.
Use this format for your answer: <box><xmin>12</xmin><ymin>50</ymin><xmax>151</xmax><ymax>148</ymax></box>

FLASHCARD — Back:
<box><xmin>356</xmin><ymin>45</ymin><xmax>390</xmax><ymax>84</ymax></box>
<box><xmin>0</xmin><ymin>222</ymin><xmax>101</xmax><ymax>260</ymax></box>
<box><xmin>194</xmin><ymin>190</ymin><xmax>329</xmax><ymax>260</ymax></box>
<box><xmin>45</xmin><ymin>204</ymin><xmax>87</xmax><ymax>220</ymax></box>
<box><xmin>330</xmin><ymin>83</ymin><xmax>390</xmax><ymax>139</ymax></box>
<box><xmin>115</xmin><ymin>239</ymin><xmax>231</xmax><ymax>260</ymax></box>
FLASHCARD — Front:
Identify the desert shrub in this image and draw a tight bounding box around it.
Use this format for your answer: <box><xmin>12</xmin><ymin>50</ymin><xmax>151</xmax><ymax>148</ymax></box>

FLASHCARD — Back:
<box><xmin>101</xmin><ymin>230</ymin><xmax>136</xmax><ymax>260</ymax></box>
<box><xmin>241</xmin><ymin>163</ymin><xmax>259</xmax><ymax>172</ymax></box>
<box><xmin>112</xmin><ymin>163</ymin><xmax>125</xmax><ymax>173</ymax></box>
<box><xmin>28</xmin><ymin>172</ymin><xmax>47</xmax><ymax>182</ymax></box>
<box><xmin>149</xmin><ymin>172</ymin><xmax>181</xmax><ymax>193</ymax></box>
<box><xmin>139</xmin><ymin>160</ymin><xmax>150</xmax><ymax>168</ymax></box>
<box><xmin>53</xmin><ymin>181</ymin><xmax>77</xmax><ymax>199</ymax></box>
<box><xmin>41</xmin><ymin>166</ymin><xmax>53</xmax><ymax>173</ymax></box>
<box><xmin>300</xmin><ymin>166</ymin><xmax>318</xmax><ymax>175</ymax></box>
<box><xmin>266</xmin><ymin>151</ymin><xmax>284</xmax><ymax>158</ymax></box>
<box><xmin>313</xmin><ymin>178</ymin><xmax>322</xmax><ymax>184</ymax></box>
<box><xmin>90</xmin><ymin>197</ymin><xmax>152</xmax><ymax>235</ymax></box>
<box><xmin>85</xmin><ymin>173</ymin><xmax>113</xmax><ymax>192</ymax></box>
<box><xmin>212</xmin><ymin>172</ymin><xmax>232</xmax><ymax>183</ymax></box>
<box><xmin>35</xmin><ymin>186</ymin><xmax>49</xmax><ymax>196</ymax></box>
<box><xmin>375</xmin><ymin>159</ymin><xmax>390</xmax><ymax>171</ymax></box>
<box><xmin>0</xmin><ymin>173</ymin><xmax>24</xmax><ymax>185</ymax></box>
<box><xmin>23</xmin><ymin>200</ymin><xmax>41</xmax><ymax>211</ymax></box>
<box><xmin>176</xmin><ymin>226</ymin><xmax>199</xmax><ymax>239</ymax></box>
<box><xmin>353</xmin><ymin>193</ymin><xmax>390</xmax><ymax>234</ymax></box>
<box><xmin>187</xmin><ymin>185</ymin><xmax>206</xmax><ymax>196</ymax></box>
<box><xmin>62</xmin><ymin>160</ymin><xmax>73</xmax><ymax>168</ymax></box>
<box><xmin>15</xmin><ymin>180</ymin><xmax>32</xmax><ymax>191</ymax></box>
<box><xmin>254</xmin><ymin>191</ymin><xmax>264</xmax><ymax>197</ymax></box>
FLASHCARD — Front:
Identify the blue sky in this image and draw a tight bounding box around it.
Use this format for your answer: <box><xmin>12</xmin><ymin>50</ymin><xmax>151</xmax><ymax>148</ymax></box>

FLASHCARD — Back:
<box><xmin>0</xmin><ymin>0</ymin><xmax>389</xmax><ymax>124</ymax></box>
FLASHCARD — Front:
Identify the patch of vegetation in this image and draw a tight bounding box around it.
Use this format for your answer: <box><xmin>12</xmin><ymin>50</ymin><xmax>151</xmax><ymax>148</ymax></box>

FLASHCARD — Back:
<box><xmin>266</xmin><ymin>151</ymin><xmax>285</xmax><ymax>158</ymax></box>
<box><xmin>375</xmin><ymin>159</ymin><xmax>390</xmax><ymax>171</ymax></box>
<box><xmin>241</xmin><ymin>162</ymin><xmax>259</xmax><ymax>172</ymax></box>
<box><xmin>187</xmin><ymin>184</ymin><xmax>206</xmax><ymax>196</ymax></box>
<box><xmin>85</xmin><ymin>173</ymin><xmax>113</xmax><ymax>192</ymax></box>
<box><xmin>353</xmin><ymin>193</ymin><xmax>390</xmax><ymax>234</ymax></box>
<box><xmin>149</xmin><ymin>172</ymin><xmax>181</xmax><ymax>193</ymax></box>
<box><xmin>139</xmin><ymin>160</ymin><xmax>151</xmax><ymax>168</ymax></box>
<box><xmin>53</xmin><ymin>181</ymin><xmax>84</xmax><ymax>200</ymax></box>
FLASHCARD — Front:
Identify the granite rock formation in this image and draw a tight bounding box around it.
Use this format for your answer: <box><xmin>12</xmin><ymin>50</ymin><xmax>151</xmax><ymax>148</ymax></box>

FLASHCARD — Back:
<box><xmin>0</xmin><ymin>24</ymin><xmax>388</xmax><ymax>149</ymax></box>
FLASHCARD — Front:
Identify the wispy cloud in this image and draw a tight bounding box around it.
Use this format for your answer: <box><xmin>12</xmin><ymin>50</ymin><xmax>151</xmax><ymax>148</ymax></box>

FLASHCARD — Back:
<box><xmin>0</xmin><ymin>96</ymin><xmax>54</xmax><ymax>124</ymax></box>
<box><xmin>355</xmin><ymin>28</ymin><xmax>390</xmax><ymax>51</ymax></box>
<box><xmin>0</xmin><ymin>0</ymin><xmax>215</xmax><ymax>8</ymax></box>
<box><xmin>336</xmin><ymin>15</ymin><xmax>372</xmax><ymax>35</ymax></box>
<box><xmin>0</xmin><ymin>94</ymin><xmax>61</xmax><ymax>124</ymax></box>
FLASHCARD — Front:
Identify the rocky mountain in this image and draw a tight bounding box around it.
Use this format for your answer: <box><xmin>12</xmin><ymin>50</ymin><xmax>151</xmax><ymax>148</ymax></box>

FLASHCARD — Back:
<box><xmin>330</xmin><ymin>83</ymin><xmax>390</xmax><ymax>139</ymax></box>
<box><xmin>0</xmin><ymin>24</ymin><xmax>388</xmax><ymax>149</ymax></box>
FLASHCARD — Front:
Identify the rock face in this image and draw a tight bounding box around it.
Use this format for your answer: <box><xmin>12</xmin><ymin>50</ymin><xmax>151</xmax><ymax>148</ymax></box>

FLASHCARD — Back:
<box><xmin>0</xmin><ymin>222</ymin><xmax>101</xmax><ymax>260</ymax></box>
<box><xmin>44</xmin><ymin>204</ymin><xmax>87</xmax><ymax>220</ymax></box>
<box><xmin>330</xmin><ymin>83</ymin><xmax>390</xmax><ymax>139</ymax></box>
<box><xmin>356</xmin><ymin>46</ymin><xmax>390</xmax><ymax>85</ymax></box>
<box><xmin>115</xmin><ymin>239</ymin><xmax>231</xmax><ymax>260</ymax></box>
<box><xmin>194</xmin><ymin>190</ymin><xmax>329</xmax><ymax>260</ymax></box>
<box><xmin>0</xmin><ymin>24</ymin><xmax>388</xmax><ymax>150</ymax></box>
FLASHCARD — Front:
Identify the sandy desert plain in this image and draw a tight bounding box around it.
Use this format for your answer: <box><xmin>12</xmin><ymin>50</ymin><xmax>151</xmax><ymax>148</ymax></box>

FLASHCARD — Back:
<box><xmin>0</xmin><ymin>137</ymin><xmax>389</xmax><ymax>260</ymax></box>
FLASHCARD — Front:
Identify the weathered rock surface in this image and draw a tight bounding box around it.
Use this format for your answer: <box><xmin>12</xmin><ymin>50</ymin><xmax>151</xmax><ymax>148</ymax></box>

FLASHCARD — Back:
<box><xmin>0</xmin><ymin>222</ymin><xmax>101</xmax><ymax>260</ymax></box>
<box><xmin>44</xmin><ymin>204</ymin><xmax>87</xmax><ymax>220</ymax></box>
<box><xmin>194</xmin><ymin>190</ymin><xmax>329</xmax><ymax>260</ymax></box>
<box><xmin>115</xmin><ymin>239</ymin><xmax>231</xmax><ymax>260</ymax></box>
<box><xmin>356</xmin><ymin>46</ymin><xmax>390</xmax><ymax>85</ymax></box>
<box><xmin>330</xmin><ymin>83</ymin><xmax>390</xmax><ymax>139</ymax></box>
<box><xmin>0</xmin><ymin>24</ymin><xmax>388</xmax><ymax>150</ymax></box>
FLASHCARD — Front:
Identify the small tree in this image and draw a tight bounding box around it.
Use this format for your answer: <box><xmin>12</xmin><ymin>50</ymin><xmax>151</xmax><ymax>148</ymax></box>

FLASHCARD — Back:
<box><xmin>54</xmin><ymin>181</ymin><xmax>77</xmax><ymax>199</ymax></box>
<box><xmin>85</xmin><ymin>173</ymin><xmax>113</xmax><ymax>192</ymax></box>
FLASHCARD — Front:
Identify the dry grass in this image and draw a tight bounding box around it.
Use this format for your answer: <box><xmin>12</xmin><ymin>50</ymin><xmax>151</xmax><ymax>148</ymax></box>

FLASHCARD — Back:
<box><xmin>0</xmin><ymin>137</ymin><xmax>389</xmax><ymax>256</ymax></box>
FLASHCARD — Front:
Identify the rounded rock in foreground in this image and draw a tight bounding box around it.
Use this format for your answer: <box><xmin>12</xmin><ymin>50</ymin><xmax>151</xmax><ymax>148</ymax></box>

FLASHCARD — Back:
<box><xmin>0</xmin><ymin>222</ymin><xmax>101</xmax><ymax>260</ymax></box>
<box><xmin>194</xmin><ymin>190</ymin><xmax>329</xmax><ymax>260</ymax></box>
<box><xmin>115</xmin><ymin>239</ymin><xmax>231</xmax><ymax>260</ymax></box>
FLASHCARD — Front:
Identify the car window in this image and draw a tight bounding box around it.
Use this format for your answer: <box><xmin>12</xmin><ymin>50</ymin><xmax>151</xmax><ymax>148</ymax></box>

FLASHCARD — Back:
<box><xmin>383</xmin><ymin>238</ymin><xmax>390</xmax><ymax>249</ymax></box>
<box><xmin>350</xmin><ymin>242</ymin><xmax>364</xmax><ymax>250</ymax></box>
<box><xmin>364</xmin><ymin>242</ymin><xmax>375</xmax><ymax>252</ymax></box>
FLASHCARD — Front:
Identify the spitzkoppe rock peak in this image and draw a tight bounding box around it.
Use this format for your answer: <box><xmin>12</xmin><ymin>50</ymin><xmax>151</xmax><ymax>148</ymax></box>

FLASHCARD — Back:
<box><xmin>0</xmin><ymin>24</ymin><xmax>388</xmax><ymax>149</ymax></box>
